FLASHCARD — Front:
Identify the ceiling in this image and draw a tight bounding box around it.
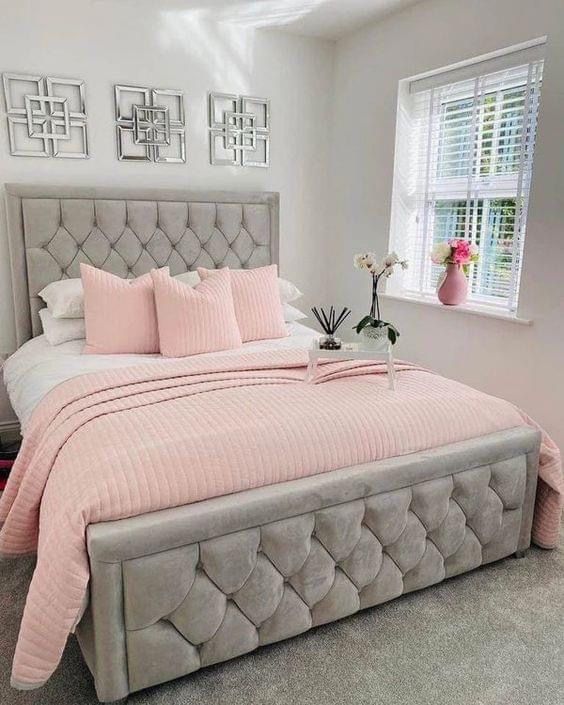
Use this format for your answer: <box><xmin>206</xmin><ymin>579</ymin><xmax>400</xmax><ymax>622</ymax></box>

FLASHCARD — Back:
<box><xmin>107</xmin><ymin>0</ymin><xmax>423</xmax><ymax>40</ymax></box>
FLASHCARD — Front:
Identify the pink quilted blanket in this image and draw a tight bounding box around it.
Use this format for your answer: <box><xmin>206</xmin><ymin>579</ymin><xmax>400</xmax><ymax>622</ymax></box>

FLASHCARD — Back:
<box><xmin>0</xmin><ymin>350</ymin><xmax>561</xmax><ymax>690</ymax></box>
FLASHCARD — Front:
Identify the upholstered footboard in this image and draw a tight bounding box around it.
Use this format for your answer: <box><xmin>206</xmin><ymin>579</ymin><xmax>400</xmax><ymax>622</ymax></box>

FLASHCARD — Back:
<box><xmin>76</xmin><ymin>427</ymin><xmax>540</xmax><ymax>702</ymax></box>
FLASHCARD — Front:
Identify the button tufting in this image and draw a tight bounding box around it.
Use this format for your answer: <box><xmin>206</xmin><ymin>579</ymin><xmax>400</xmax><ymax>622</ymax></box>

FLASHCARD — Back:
<box><xmin>29</xmin><ymin>198</ymin><xmax>273</xmax><ymax>331</ymax></box>
<box><xmin>123</xmin><ymin>453</ymin><xmax>527</xmax><ymax>690</ymax></box>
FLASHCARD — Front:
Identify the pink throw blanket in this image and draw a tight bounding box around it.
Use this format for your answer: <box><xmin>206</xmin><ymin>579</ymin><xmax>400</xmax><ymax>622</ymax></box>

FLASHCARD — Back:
<box><xmin>0</xmin><ymin>350</ymin><xmax>561</xmax><ymax>689</ymax></box>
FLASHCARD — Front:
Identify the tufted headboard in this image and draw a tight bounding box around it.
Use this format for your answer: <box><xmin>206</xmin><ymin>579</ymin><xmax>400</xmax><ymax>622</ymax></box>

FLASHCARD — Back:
<box><xmin>4</xmin><ymin>183</ymin><xmax>279</xmax><ymax>347</ymax></box>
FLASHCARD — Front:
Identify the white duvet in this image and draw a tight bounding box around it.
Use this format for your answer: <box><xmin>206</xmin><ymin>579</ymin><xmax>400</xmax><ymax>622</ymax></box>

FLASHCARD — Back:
<box><xmin>3</xmin><ymin>322</ymin><xmax>318</xmax><ymax>434</ymax></box>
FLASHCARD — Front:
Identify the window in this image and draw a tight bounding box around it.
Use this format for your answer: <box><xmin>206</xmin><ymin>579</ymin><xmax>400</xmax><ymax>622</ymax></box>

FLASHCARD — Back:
<box><xmin>389</xmin><ymin>43</ymin><xmax>544</xmax><ymax>313</ymax></box>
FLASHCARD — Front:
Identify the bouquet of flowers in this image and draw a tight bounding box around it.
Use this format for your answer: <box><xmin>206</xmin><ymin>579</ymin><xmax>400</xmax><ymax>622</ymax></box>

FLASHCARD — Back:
<box><xmin>431</xmin><ymin>239</ymin><xmax>479</xmax><ymax>272</ymax></box>
<box><xmin>353</xmin><ymin>251</ymin><xmax>408</xmax><ymax>344</ymax></box>
<box><xmin>430</xmin><ymin>239</ymin><xmax>479</xmax><ymax>305</ymax></box>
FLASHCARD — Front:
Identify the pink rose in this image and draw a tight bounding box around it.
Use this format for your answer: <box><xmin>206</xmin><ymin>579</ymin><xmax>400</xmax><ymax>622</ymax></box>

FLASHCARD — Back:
<box><xmin>449</xmin><ymin>239</ymin><xmax>472</xmax><ymax>265</ymax></box>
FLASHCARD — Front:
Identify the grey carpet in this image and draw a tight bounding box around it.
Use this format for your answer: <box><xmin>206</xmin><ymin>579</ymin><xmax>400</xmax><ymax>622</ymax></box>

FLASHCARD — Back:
<box><xmin>1</xmin><ymin>531</ymin><xmax>563</xmax><ymax>705</ymax></box>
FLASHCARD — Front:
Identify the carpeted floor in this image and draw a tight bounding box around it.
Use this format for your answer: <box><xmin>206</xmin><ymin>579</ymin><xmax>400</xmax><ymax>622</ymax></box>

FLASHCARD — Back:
<box><xmin>1</xmin><ymin>531</ymin><xmax>563</xmax><ymax>705</ymax></box>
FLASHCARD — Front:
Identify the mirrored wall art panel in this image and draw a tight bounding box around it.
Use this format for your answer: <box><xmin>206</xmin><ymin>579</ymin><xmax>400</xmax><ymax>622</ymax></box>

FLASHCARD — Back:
<box><xmin>114</xmin><ymin>84</ymin><xmax>185</xmax><ymax>163</ymax></box>
<box><xmin>2</xmin><ymin>73</ymin><xmax>89</xmax><ymax>158</ymax></box>
<box><xmin>209</xmin><ymin>92</ymin><xmax>270</xmax><ymax>167</ymax></box>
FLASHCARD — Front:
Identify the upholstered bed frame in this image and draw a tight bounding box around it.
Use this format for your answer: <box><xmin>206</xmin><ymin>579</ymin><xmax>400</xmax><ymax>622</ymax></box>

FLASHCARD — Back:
<box><xmin>4</xmin><ymin>184</ymin><xmax>541</xmax><ymax>702</ymax></box>
<box><xmin>4</xmin><ymin>183</ymin><xmax>279</xmax><ymax>347</ymax></box>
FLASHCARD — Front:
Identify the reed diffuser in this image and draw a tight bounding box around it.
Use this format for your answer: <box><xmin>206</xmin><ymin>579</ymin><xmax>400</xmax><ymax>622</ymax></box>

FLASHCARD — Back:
<box><xmin>311</xmin><ymin>306</ymin><xmax>351</xmax><ymax>350</ymax></box>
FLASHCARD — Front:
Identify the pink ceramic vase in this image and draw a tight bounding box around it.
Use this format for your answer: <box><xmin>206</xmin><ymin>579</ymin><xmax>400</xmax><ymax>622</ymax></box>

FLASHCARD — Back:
<box><xmin>437</xmin><ymin>263</ymin><xmax>468</xmax><ymax>305</ymax></box>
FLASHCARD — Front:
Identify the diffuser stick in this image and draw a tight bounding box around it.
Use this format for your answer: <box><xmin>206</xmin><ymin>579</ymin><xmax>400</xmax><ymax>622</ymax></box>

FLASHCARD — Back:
<box><xmin>310</xmin><ymin>305</ymin><xmax>351</xmax><ymax>350</ymax></box>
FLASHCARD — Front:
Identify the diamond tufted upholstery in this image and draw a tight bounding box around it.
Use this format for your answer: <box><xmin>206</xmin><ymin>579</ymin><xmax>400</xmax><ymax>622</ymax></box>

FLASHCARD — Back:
<box><xmin>112</xmin><ymin>455</ymin><xmax>527</xmax><ymax>695</ymax></box>
<box><xmin>77</xmin><ymin>428</ymin><xmax>539</xmax><ymax>702</ymax></box>
<box><xmin>5</xmin><ymin>185</ymin><xmax>278</xmax><ymax>344</ymax></box>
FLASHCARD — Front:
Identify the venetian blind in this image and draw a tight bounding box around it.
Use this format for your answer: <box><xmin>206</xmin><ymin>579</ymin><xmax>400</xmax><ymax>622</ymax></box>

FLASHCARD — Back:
<box><xmin>389</xmin><ymin>44</ymin><xmax>544</xmax><ymax>312</ymax></box>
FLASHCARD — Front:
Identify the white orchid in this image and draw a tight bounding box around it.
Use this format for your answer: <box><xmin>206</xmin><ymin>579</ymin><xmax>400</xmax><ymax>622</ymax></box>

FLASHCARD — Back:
<box><xmin>353</xmin><ymin>252</ymin><xmax>407</xmax><ymax>345</ymax></box>
<box><xmin>353</xmin><ymin>251</ymin><xmax>407</xmax><ymax>344</ymax></box>
<box><xmin>353</xmin><ymin>253</ymin><xmax>366</xmax><ymax>269</ymax></box>
<box><xmin>382</xmin><ymin>251</ymin><xmax>400</xmax><ymax>267</ymax></box>
<box><xmin>368</xmin><ymin>262</ymin><xmax>385</xmax><ymax>276</ymax></box>
<box><xmin>354</xmin><ymin>251</ymin><xmax>408</xmax><ymax>278</ymax></box>
<box><xmin>375</xmin><ymin>251</ymin><xmax>409</xmax><ymax>277</ymax></box>
<box><xmin>353</xmin><ymin>252</ymin><xmax>378</xmax><ymax>271</ymax></box>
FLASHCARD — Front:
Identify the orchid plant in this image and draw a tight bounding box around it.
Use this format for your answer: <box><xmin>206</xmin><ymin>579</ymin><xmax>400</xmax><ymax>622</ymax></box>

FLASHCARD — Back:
<box><xmin>431</xmin><ymin>239</ymin><xmax>479</xmax><ymax>273</ymax></box>
<box><xmin>353</xmin><ymin>251</ymin><xmax>408</xmax><ymax>344</ymax></box>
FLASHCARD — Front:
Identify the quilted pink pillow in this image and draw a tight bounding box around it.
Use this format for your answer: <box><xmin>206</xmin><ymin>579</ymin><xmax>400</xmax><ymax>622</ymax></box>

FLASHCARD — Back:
<box><xmin>151</xmin><ymin>268</ymin><xmax>242</xmax><ymax>357</ymax></box>
<box><xmin>197</xmin><ymin>265</ymin><xmax>287</xmax><ymax>343</ymax></box>
<box><xmin>81</xmin><ymin>264</ymin><xmax>160</xmax><ymax>354</ymax></box>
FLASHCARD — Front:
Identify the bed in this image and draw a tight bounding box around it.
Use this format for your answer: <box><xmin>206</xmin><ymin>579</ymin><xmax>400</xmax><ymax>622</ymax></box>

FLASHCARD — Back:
<box><xmin>0</xmin><ymin>183</ymin><xmax>560</xmax><ymax>703</ymax></box>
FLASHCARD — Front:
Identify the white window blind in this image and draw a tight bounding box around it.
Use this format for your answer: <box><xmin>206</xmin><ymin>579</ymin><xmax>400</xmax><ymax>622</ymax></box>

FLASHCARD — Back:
<box><xmin>389</xmin><ymin>46</ymin><xmax>544</xmax><ymax>312</ymax></box>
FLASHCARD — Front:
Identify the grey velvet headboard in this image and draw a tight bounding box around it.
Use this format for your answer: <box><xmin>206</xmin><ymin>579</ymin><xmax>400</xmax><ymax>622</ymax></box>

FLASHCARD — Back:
<box><xmin>4</xmin><ymin>183</ymin><xmax>279</xmax><ymax>347</ymax></box>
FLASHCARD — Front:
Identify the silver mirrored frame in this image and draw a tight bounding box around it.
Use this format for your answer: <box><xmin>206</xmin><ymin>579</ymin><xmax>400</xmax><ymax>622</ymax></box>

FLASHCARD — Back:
<box><xmin>133</xmin><ymin>105</ymin><xmax>171</xmax><ymax>146</ymax></box>
<box><xmin>241</xmin><ymin>96</ymin><xmax>270</xmax><ymax>167</ymax></box>
<box><xmin>208</xmin><ymin>92</ymin><xmax>270</xmax><ymax>168</ymax></box>
<box><xmin>115</xmin><ymin>84</ymin><xmax>186</xmax><ymax>163</ymax></box>
<box><xmin>2</xmin><ymin>72</ymin><xmax>89</xmax><ymax>158</ymax></box>
<box><xmin>154</xmin><ymin>129</ymin><xmax>186</xmax><ymax>163</ymax></box>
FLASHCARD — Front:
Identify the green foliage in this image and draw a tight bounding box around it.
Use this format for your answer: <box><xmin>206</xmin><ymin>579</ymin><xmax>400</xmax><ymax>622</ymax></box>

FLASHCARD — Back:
<box><xmin>353</xmin><ymin>316</ymin><xmax>400</xmax><ymax>345</ymax></box>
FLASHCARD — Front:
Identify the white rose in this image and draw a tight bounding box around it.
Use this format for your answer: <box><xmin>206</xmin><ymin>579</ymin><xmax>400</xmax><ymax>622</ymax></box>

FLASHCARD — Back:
<box><xmin>431</xmin><ymin>242</ymin><xmax>451</xmax><ymax>264</ymax></box>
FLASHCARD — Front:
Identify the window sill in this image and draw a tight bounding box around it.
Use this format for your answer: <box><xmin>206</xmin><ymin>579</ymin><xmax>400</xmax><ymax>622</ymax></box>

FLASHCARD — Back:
<box><xmin>381</xmin><ymin>292</ymin><xmax>533</xmax><ymax>325</ymax></box>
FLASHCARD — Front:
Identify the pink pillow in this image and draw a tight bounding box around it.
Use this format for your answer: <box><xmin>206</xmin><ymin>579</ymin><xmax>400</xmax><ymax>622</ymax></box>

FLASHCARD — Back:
<box><xmin>81</xmin><ymin>264</ymin><xmax>160</xmax><ymax>355</ymax></box>
<box><xmin>151</xmin><ymin>268</ymin><xmax>242</xmax><ymax>357</ymax></box>
<box><xmin>197</xmin><ymin>265</ymin><xmax>287</xmax><ymax>343</ymax></box>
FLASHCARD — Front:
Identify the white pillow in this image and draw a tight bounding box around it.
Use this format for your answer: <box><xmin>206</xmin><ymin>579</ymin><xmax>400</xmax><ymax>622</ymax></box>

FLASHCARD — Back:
<box><xmin>37</xmin><ymin>272</ymin><xmax>303</xmax><ymax>318</ymax></box>
<box><xmin>283</xmin><ymin>304</ymin><xmax>307</xmax><ymax>322</ymax></box>
<box><xmin>39</xmin><ymin>278</ymin><xmax>84</xmax><ymax>318</ymax></box>
<box><xmin>278</xmin><ymin>278</ymin><xmax>303</xmax><ymax>304</ymax></box>
<box><xmin>174</xmin><ymin>273</ymin><xmax>305</xmax><ymax>323</ymax></box>
<box><xmin>39</xmin><ymin>308</ymin><xmax>86</xmax><ymax>345</ymax></box>
<box><xmin>174</xmin><ymin>271</ymin><xmax>201</xmax><ymax>287</ymax></box>
<box><xmin>173</xmin><ymin>271</ymin><xmax>302</xmax><ymax>305</ymax></box>
<box><xmin>37</xmin><ymin>272</ymin><xmax>200</xmax><ymax>319</ymax></box>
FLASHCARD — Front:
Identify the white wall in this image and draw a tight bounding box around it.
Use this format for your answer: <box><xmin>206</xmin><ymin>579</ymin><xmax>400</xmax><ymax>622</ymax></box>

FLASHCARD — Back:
<box><xmin>331</xmin><ymin>0</ymin><xmax>564</xmax><ymax>451</ymax></box>
<box><xmin>0</xmin><ymin>0</ymin><xmax>335</xmax><ymax>425</ymax></box>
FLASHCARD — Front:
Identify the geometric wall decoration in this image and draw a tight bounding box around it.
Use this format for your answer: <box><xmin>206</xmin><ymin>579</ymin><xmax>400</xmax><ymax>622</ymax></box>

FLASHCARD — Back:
<box><xmin>208</xmin><ymin>92</ymin><xmax>270</xmax><ymax>167</ymax></box>
<box><xmin>2</xmin><ymin>73</ymin><xmax>89</xmax><ymax>158</ymax></box>
<box><xmin>114</xmin><ymin>84</ymin><xmax>185</xmax><ymax>163</ymax></box>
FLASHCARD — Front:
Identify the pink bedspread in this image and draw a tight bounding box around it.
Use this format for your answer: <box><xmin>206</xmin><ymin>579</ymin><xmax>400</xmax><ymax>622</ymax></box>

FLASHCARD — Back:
<box><xmin>0</xmin><ymin>350</ymin><xmax>561</xmax><ymax>689</ymax></box>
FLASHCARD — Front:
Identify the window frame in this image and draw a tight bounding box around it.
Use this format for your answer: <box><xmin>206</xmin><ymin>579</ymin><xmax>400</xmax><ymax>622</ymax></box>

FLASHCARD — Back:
<box><xmin>388</xmin><ymin>42</ymin><xmax>545</xmax><ymax>317</ymax></box>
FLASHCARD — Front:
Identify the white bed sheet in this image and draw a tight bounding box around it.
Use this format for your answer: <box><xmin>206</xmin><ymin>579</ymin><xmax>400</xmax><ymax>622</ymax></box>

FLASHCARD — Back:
<box><xmin>4</xmin><ymin>323</ymin><xmax>319</xmax><ymax>434</ymax></box>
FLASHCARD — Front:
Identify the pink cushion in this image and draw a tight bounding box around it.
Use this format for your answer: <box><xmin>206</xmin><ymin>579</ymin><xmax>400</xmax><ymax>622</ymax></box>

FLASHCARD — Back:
<box><xmin>152</xmin><ymin>268</ymin><xmax>242</xmax><ymax>357</ymax></box>
<box><xmin>197</xmin><ymin>265</ymin><xmax>287</xmax><ymax>342</ymax></box>
<box><xmin>81</xmin><ymin>264</ymin><xmax>160</xmax><ymax>354</ymax></box>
